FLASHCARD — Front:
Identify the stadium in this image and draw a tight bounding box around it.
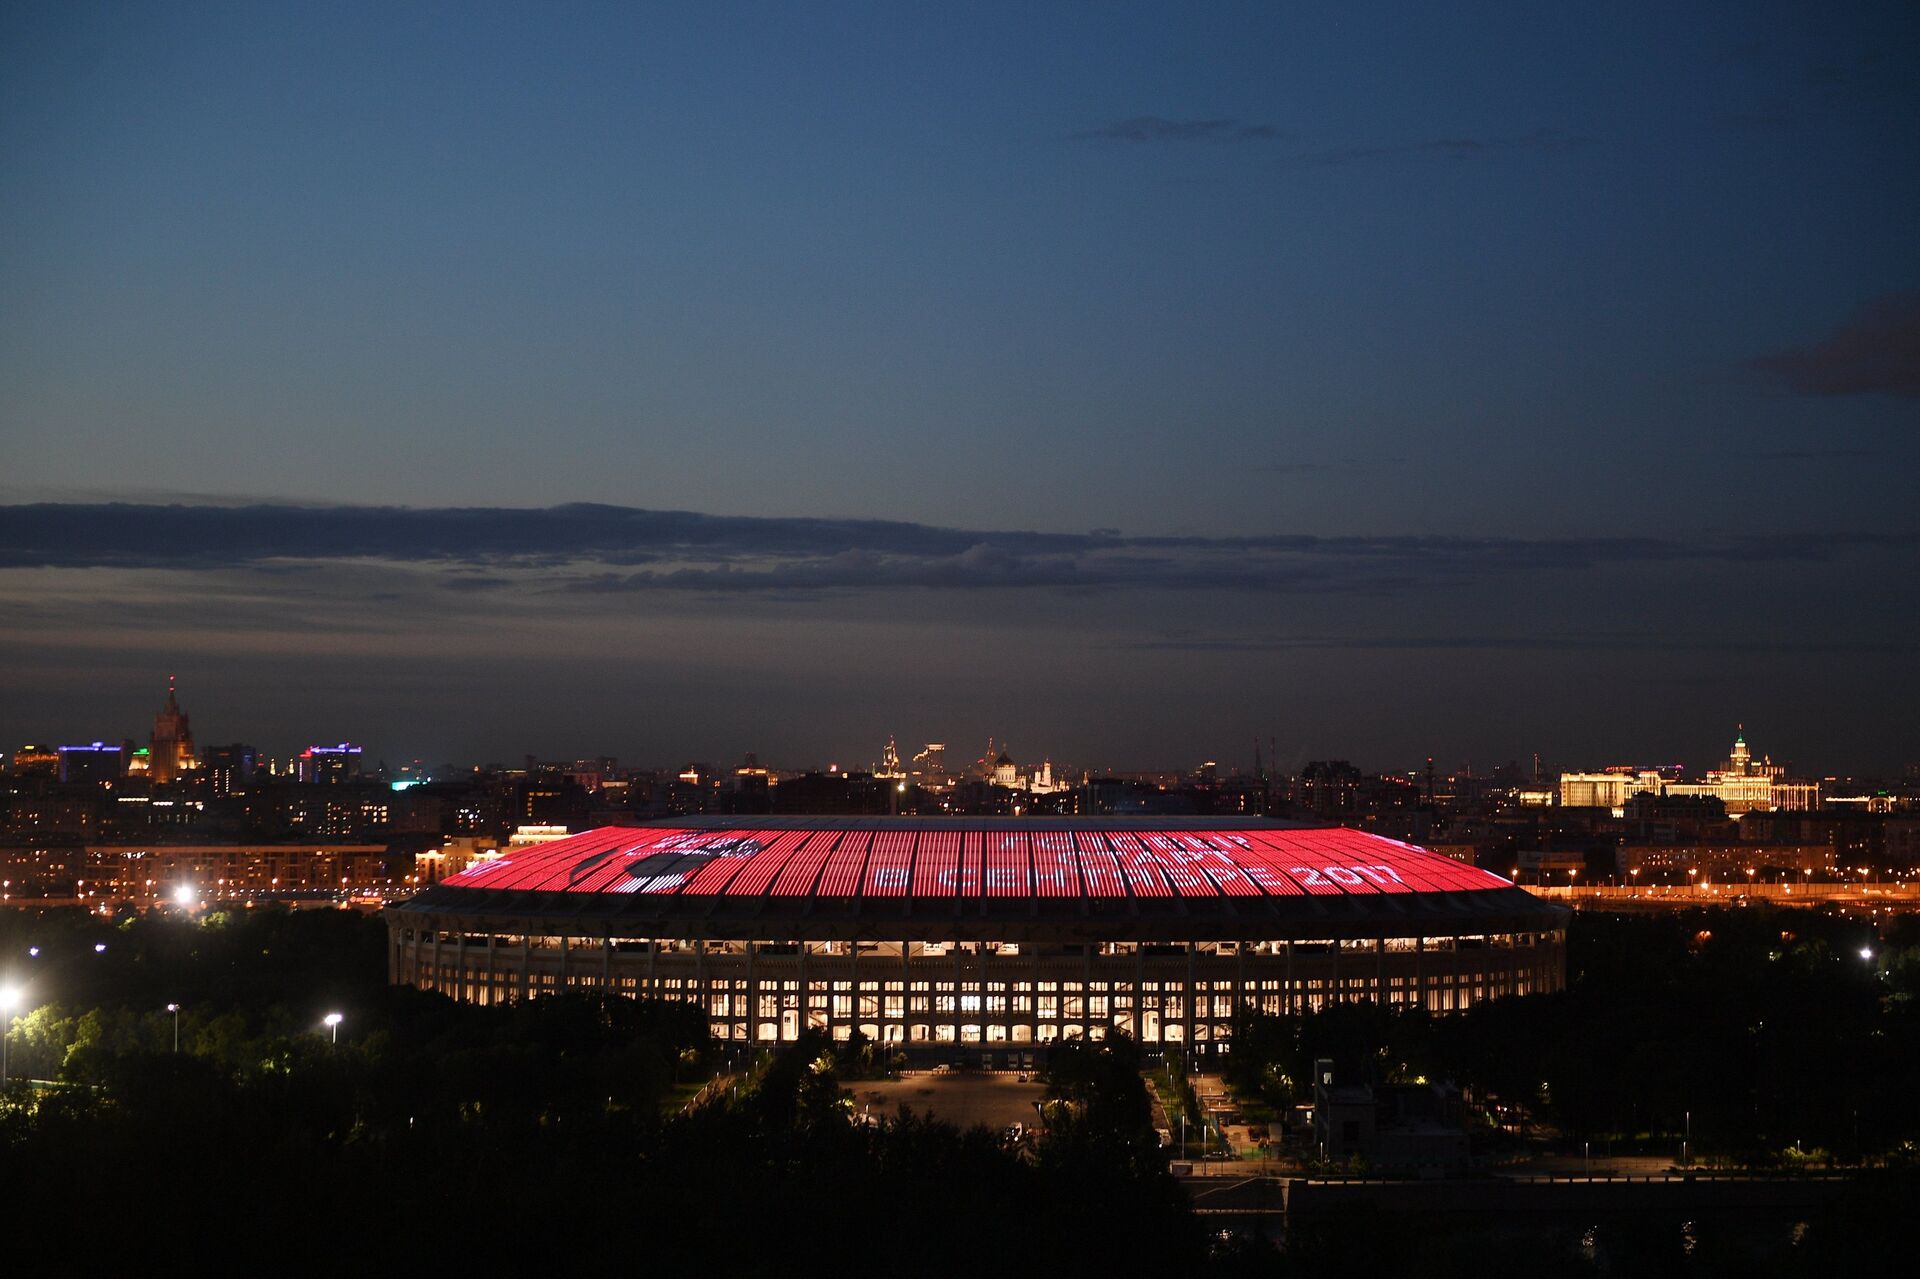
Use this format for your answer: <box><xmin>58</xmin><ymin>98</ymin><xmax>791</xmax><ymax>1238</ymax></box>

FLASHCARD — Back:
<box><xmin>386</xmin><ymin>818</ymin><xmax>1567</xmax><ymax>1061</ymax></box>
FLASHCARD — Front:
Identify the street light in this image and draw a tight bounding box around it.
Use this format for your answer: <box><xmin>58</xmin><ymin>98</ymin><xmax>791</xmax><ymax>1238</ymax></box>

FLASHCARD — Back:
<box><xmin>173</xmin><ymin>883</ymin><xmax>195</xmax><ymax>908</ymax></box>
<box><xmin>0</xmin><ymin>983</ymin><xmax>22</xmax><ymax>1083</ymax></box>
<box><xmin>166</xmin><ymin>1003</ymin><xmax>180</xmax><ymax>1053</ymax></box>
<box><xmin>323</xmin><ymin>1012</ymin><xmax>343</xmax><ymax>1045</ymax></box>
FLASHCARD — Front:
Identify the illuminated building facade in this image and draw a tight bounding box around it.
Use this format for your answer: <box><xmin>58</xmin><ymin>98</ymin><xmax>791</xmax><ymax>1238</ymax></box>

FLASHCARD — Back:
<box><xmin>387</xmin><ymin>818</ymin><xmax>1567</xmax><ymax>1059</ymax></box>
<box><xmin>1559</xmin><ymin>732</ymin><xmax>1807</xmax><ymax>815</ymax></box>
<box><xmin>298</xmin><ymin>743</ymin><xmax>364</xmax><ymax>784</ymax></box>
<box><xmin>57</xmin><ymin>741</ymin><xmax>127</xmax><ymax>785</ymax></box>
<box><xmin>149</xmin><ymin>677</ymin><xmax>197</xmax><ymax>783</ymax></box>
<box><xmin>9</xmin><ymin>745</ymin><xmax>60</xmax><ymax>778</ymax></box>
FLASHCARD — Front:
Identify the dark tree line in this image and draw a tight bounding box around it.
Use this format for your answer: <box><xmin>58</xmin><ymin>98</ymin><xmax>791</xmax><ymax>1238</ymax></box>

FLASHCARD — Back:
<box><xmin>0</xmin><ymin>908</ymin><xmax>1202</xmax><ymax>1271</ymax></box>
<box><xmin>1225</xmin><ymin>907</ymin><xmax>1920</xmax><ymax>1162</ymax></box>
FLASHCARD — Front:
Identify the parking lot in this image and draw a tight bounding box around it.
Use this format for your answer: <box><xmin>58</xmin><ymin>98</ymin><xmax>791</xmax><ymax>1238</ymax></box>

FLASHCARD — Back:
<box><xmin>850</xmin><ymin>1072</ymin><xmax>1048</xmax><ymax>1131</ymax></box>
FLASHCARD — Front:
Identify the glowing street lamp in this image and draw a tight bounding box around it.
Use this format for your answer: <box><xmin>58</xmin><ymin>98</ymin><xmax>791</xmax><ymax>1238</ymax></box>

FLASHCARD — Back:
<box><xmin>173</xmin><ymin>883</ymin><xmax>195</xmax><ymax>908</ymax></box>
<box><xmin>323</xmin><ymin>1012</ymin><xmax>343</xmax><ymax>1045</ymax></box>
<box><xmin>0</xmin><ymin>983</ymin><xmax>22</xmax><ymax>1082</ymax></box>
<box><xmin>166</xmin><ymin>1003</ymin><xmax>181</xmax><ymax>1053</ymax></box>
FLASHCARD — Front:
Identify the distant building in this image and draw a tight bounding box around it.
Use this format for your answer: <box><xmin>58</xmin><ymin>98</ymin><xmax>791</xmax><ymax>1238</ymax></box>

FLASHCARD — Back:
<box><xmin>148</xmin><ymin>677</ymin><xmax>197</xmax><ymax>783</ymax></box>
<box><xmin>1558</xmin><ymin>771</ymin><xmax>1659</xmax><ymax>809</ymax></box>
<box><xmin>89</xmin><ymin>842</ymin><xmax>394</xmax><ymax>902</ymax></box>
<box><xmin>1295</xmin><ymin>761</ymin><xmax>1361</xmax><ymax>818</ymax></box>
<box><xmin>298</xmin><ymin>743</ymin><xmax>364</xmax><ymax>784</ymax></box>
<box><xmin>910</xmin><ymin>743</ymin><xmax>949</xmax><ymax>789</ymax></box>
<box><xmin>1559</xmin><ymin>731</ymin><xmax>1808</xmax><ymax>816</ymax></box>
<box><xmin>205</xmin><ymin>743</ymin><xmax>258</xmax><ymax>797</ymax></box>
<box><xmin>10</xmin><ymin>744</ymin><xmax>59</xmax><ymax>777</ymax></box>
<box><xmin>58</xmin><ymin>741</ymin><xmax>126</xmax><ymax>786</ymax></box>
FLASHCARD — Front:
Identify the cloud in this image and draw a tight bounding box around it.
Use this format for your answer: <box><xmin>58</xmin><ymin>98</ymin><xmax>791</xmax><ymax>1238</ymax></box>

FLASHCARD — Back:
<box><xmin>1126</xmin><ymin>633</ymin><xmax>1915</xmax><ymax>656</ymax></box>
<box><xmin>1753</xmin><ymin>448</ymin><xmax>1885</xmax><ymax>462</ymax></box>
<box><xmin>0</xmin><ymin>502</ymin><xmax>1909</xmax><ymax>600</ymax></box>
<box><xmin>1288</xmin><ymin>129</ymin><xmax>1591</xmax><ymax>169</ymax></box>
<box><xmin>1751</xmin><ymin>290</ymin><xmax>1920</xmax><ymax>399</ymax></box>
<box><xmin>1072</xmin><ymin>117</ymin><xmax>1281</xmax><ymax>143</ymax></box>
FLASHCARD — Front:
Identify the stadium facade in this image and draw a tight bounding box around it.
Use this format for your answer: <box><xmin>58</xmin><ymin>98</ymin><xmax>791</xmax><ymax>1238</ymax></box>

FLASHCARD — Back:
<box><xmin>386</xmin><ymin>818</ymin><xmax>1567</xmax><ymax>1058</ymax></box>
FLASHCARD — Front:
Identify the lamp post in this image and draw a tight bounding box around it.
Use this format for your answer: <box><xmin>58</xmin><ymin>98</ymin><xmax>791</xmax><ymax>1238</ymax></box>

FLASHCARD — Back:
<box><xmin>167</xmin><ymin>1003</ymin><xmax>180</xmax><ymax>1053</ymax></box>
<box><xmin>323</xmin><ymin>1012</ymin><xmax>343</xmax><ymax>1045</ymax></box>
<box><xmin>0</xmin><ymin>983</ymin><xmax>21</xmax><ymax>1083</ymax></box>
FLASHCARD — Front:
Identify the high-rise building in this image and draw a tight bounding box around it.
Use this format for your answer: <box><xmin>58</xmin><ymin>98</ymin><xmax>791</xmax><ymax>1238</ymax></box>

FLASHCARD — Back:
<box><xmin>149</xmin><ymin>676</ymin><xmax>197</xmax><ymax>783</ymax></box>
<box><xmin>1296</xmin><ymin>760</ymin><xmax>1362</xmax><ymax>817</ymax></box>
<box><xmin>58</xmin><ymin>741</ymin><xmax>127</xmax><ymax>785</ymax></box>
<box><xmin>9</xmin><ymin>744</ymin><xmax>59</xmax><ymax>777</ymax></box>
<box><xmin>206</xmin><ymin>743</ymin><xmax>259</xmax><ymax>797</ymax></box>
<box><xmin>298</xmin><ymin>743</ymin><xmax>364</xmax><ymax>784</ymax></box>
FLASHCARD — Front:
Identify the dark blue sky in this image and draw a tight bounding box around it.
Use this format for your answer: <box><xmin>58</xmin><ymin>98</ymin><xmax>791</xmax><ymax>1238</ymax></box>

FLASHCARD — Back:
<box><xmin>2</xmin><ymin>2</ymin><xmax>1915</xmax><ymax>773</ymax></box>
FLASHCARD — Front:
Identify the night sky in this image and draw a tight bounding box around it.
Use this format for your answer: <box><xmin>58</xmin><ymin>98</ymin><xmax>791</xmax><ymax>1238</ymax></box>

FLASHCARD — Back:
<box><xmin>2</xmin><ymin>2</ymin><xmax>1916</xmax><ymax>774</ymax></box>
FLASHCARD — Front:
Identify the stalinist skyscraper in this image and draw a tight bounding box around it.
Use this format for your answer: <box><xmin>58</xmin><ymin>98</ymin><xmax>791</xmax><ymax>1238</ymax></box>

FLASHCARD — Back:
<box><xmin>149</xmin><ymin>676</ymin><xmax>196</xmax><ymax>783</ymax></box>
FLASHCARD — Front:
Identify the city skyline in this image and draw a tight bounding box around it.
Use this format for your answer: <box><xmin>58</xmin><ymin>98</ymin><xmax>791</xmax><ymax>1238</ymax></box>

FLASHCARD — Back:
<box><xmin>6</xmin><ymin>672</ymin><xmax>1902</xmax><ymax>784</ymax></box>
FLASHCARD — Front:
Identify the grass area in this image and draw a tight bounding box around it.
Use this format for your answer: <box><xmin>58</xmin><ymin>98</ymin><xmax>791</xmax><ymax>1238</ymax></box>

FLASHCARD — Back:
<box><xmin>660</xmin><ymin>1079</ymin><xmax>708</xmax><ymax>1115</ymax></box>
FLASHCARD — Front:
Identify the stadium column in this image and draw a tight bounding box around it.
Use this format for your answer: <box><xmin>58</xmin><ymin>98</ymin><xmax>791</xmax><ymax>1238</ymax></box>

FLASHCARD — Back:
<box><xmin>1452</xmin><ymin>934</ymin><xmax>1463</xmax><ymax>1009</ymax></box>
<box><xmin>1283</xmin><ymin>941</ymin><xmax>1294</xmax><ymax>1014</ymax></box>
<box><xmin>520</xmin><ymin>931</ymin><xmax>531</xmax><ymax>1003</ymax></box>
<box><xmin>601</xmin><ymin>931</ymin><xmax>612</xmax><ymax>989</ymax></box>
<box><xmin>1415</xmin><ymin>936</ymin><xmax>1426</xmax><ymax>1012</ymax></box>
<box><xmin>1233</xmin><ymin>941</ymin><xmax>1245</xmax><ymax>1029</ymax></box>
<box><xmin>1083</xmin><ymin>947</ymin><xmax>1094</xmax><ymax>1040</ymax></box>
<box><xmin>455</xmin><ymin>929</ymin><xmax>466</xmax><ymax>1002</ymax></box>
<box><xmin>1185</xmin><ymin>943</ymin><xmax>1196</xmax><ymax>1052</ymax></box>
<box><xmin>745</xmin><ymin>939</ymin><xmax>756</xmax><ymax>1046</ymax></box>
<box><xmin>429</xmin><ymin>926</ymin><xmax>442</xmax><ymax>995</ymax></box>
<box><xmin>695</xmin><ymin>925</ymin><xmax>708</xmax><ymax>1028</ymax></box>
<box><xmin>1133</xmin><ymin>947</ymin><xmax>1145</xmax><ymax>1044</ymax></box>
<box><xmin>1375</xmin><ymin>937</ymin><xmax>1385</xmax><ymax>1005</ymax></box>
<box><xmin>951</xmin><ymin>944</ymin><xmax>963</xmax><ymax>1049</ymax></box>
<box><xmin>557</xmin><ymin>932</ymin><xmax>567</xmax><ymax>991</ymax></box>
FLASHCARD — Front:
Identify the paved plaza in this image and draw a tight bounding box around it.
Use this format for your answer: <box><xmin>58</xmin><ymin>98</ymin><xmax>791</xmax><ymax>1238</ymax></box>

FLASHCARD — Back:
<box><xmin>851</xmin><ymin>1073</ymin><xmax>1049</xmax><ymax>1131</ymax></box>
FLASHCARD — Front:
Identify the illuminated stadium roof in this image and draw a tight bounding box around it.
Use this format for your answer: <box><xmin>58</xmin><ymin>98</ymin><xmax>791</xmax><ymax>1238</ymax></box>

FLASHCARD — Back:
<box><xmin>402</xmin><ymin>819</ymin><xmax>1559</xmax><ymax>942</ymax></box>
